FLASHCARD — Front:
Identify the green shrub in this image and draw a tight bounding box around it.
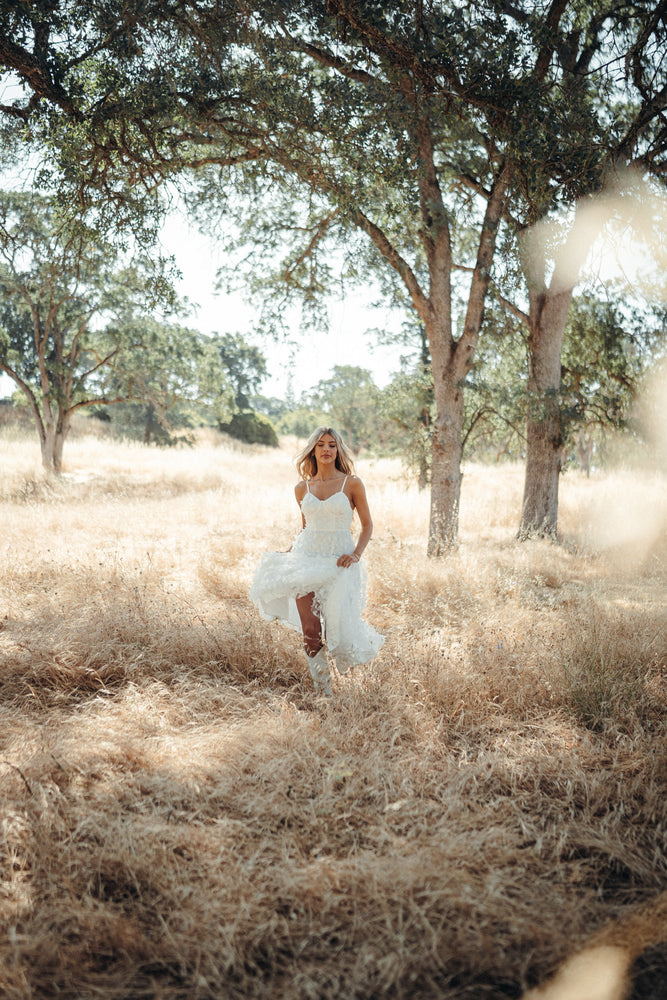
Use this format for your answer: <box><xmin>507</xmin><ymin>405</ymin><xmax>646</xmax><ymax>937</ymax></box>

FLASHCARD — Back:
<box><xmin>220</xmin><ymin>410</ymin><xmax>279</xmax><ymax>447</ymax></box>
<box><xmin>275</xmin><ymin>407</ymin><xmax>328</xmax><ymax>438</ymax></box>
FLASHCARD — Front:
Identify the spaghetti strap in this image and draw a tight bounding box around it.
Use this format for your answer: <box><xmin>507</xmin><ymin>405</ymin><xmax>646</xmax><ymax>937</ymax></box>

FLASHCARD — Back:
<box><xmin>250</xmin><ymin>469</ymin><xmax>384</xmax><ymax>672</ymax></box>
<box><xmin>306</xmin><ymin>481</ymin><xmax>311</xmax><ymax>494</ymax></box>
<box><xmin>340</xmin><ymin>476</ymin><xmax>348</xmax><ymax>492</ymax></box>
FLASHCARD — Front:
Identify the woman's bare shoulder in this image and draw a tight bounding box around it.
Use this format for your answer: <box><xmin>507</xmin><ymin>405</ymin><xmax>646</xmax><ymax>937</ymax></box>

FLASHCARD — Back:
<box><xmin>346</xmin><ymin>475</ymin><xmax>367</xmax><ymax>502</ymax></box>
<box><xmin>295</xmin><ymin>480</ymin><xmax>308</xmax><ymax>500</ymax></box>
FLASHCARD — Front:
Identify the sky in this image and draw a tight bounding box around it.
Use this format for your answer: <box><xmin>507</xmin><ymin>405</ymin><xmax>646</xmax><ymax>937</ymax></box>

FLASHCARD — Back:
<box><xmin>2</xmin><ymin>175</ymin><xmax>663</xmax><ymax>404</ymax></box>
<box><xmin>0</xmin><ymin>204</ymin><xmax>406</xmax><ymax>403</ymax></box>
<box><xmin>0</xmin><ymin>155</ymin><xmax>410</xmax><ymax>402</ymax></box>
<box><xmin>158</xmin><ymin>209</ymin><xmax>406</xmax><ymax>402</ymax></box>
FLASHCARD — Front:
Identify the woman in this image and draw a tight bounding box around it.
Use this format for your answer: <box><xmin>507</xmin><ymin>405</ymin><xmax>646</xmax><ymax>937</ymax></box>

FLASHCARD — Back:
<box><xmin>250</xmin><ymin>427</ymin><xmax>384</xmax><ymax>695</ymax></box>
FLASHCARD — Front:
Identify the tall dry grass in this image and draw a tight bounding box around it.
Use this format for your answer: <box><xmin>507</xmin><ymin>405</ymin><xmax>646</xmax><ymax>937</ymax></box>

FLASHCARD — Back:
<box><xmin>0</xmin><ymin>423</ymin><xmax>666</xmax><ymax>999</ymax></box>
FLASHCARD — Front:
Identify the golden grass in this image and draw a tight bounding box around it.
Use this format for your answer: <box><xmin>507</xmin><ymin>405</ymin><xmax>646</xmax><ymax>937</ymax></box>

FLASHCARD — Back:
<box><xmin>1</xmin><ymin>425</ymin><xmax>666</xmax><ymax>999</ymax></box>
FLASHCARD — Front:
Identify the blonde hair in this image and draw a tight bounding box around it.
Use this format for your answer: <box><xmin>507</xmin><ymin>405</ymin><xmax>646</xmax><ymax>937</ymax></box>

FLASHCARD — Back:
<box><xmin>296</xmin><ymin>427</ymin><xmax>355</xmax><ymax>481</ymax></box>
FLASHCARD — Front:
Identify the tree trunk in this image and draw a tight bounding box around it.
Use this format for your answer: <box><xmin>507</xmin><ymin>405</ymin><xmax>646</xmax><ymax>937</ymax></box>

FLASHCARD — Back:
<box><xmin>428</xmin><ymin>373</ymin><xmax>464</xmax><ymax>555</ymax></box>
<box><xmin>417</xmin><ymin>335</ymin><xmax>432</xmax><ymax>491</ymax></box>
<box><xmin>576</xmin><ymin>431</ymin><xmax>594</xmax><ymax>477</ymax></box>
<box><xmin>39</xmin><ymin>404</ymin><xmax>57</xmax><ymax>473</ymax></box>
<box><xmin>518</xmin><ymin>202</ymin><xmax>603</xmax><ymax>539</ymax></box>
<box><xmin>144</xmin><ymin>403</ymin><xmax>157</xmax><ymax>444</ymax></box>
<box><xmin>52</xmin><ymin>410</ymin><xmax>70</xmax><ymax>473</ymax></box>
<box><xmin>357</xmin><ymin>114</ymin><xmax>510</xmax><ymax>554</ymax></box>
<box><xmin>417</xmin><ymin>449</ymin><xmax>429</xmax><ymax>491</ymax></box>
<box><xmin>519</xmin><ymin>286</ymin><xmax>573</xmax><ymax>538</ymax></box>
<box><xmin>39</xmin><ymin>428</ymin><xmax>54</xmax><ymax>472</ymax></box>
<box><xmin>521</xmin><ymin>412</ymin><xmax>562</xmax><ymax>537</ymax></box>
<box><xmin>39</xmin><ymin>406</ymin><xmax>70</xmax><ymax>473</ymax></box>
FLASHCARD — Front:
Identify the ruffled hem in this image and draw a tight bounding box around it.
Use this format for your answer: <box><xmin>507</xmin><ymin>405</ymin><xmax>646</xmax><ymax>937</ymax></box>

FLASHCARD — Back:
<box><xmin>250</xmin><ymin>548</ymin><xmax>384</xmax><ymax>671</ymax></box>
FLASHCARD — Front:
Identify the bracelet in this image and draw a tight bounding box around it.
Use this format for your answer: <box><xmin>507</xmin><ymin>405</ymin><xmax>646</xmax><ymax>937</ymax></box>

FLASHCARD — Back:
<box><xmin>352</xmin><ymin>554</ymin><xmax>360</xmax><ymax>562</ymax></box>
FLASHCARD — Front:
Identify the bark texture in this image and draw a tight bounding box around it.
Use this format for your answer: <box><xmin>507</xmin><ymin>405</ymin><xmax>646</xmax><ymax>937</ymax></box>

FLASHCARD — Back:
<box><xmin>409</xmin><ymin>129</ymin><xmax>512</xmax><ymax>553</ymax></box>
<box><xmin>427</xmin><ymin>366</ymin><xmax>464</xmax><ymax>555</ymax></box>
<box><xmin>519</xmin><ymin>204</ymin><xmax>604</xmax><ymax>539</ymax></box>
<box><xmin>519</xmin><ymin>286</ymin><xmax>573</xmax><ymax>538</ymax></box>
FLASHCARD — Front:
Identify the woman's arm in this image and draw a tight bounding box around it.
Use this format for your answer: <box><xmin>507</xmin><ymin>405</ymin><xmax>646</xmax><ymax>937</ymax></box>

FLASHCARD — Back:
<box><xmin>295</xmin><ymin>481</ymin><xmax>307</xmax><ymax>529</ymax></box>
<box><xmin>337</xmin><ymin>477</ymin><xmax>373</xmax><ymax>568</ymax></box>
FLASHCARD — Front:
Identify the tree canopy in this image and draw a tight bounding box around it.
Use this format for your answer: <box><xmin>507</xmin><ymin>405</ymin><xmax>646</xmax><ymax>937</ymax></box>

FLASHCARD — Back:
<box><xmin>0</xmin><ymin>189</ymin><xmax>231</xmax><ymax>469</ymax></box>
<box><xmin>1</xmin><ymin>0</ymin><xmax>666</xmax><ymax>545</ymax></box>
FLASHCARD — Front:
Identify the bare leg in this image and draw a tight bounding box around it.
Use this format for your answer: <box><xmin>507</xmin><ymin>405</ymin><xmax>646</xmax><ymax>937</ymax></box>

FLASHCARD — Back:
<box><xmin>296</xmin><ymin>592</ymin><xmax>323</xmax><ymax>656</ymax></box>
<box><xmin>296</xmin><ymin>593</ymin><xmax>332</xmax><ymax>696</ymax></box>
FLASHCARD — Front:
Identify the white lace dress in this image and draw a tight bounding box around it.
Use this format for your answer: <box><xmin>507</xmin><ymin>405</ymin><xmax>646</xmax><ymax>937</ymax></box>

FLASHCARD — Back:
<box><xmin>250</xmin><ymin>477</ymin><xmax>384</xmax><ymax>671</ymax></box>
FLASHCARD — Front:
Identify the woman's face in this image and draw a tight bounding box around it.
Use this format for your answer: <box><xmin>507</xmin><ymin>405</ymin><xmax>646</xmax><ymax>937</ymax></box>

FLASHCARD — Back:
<box><xmin>314</xmin><ymin>433</ymin><xmax>338</xmax><ymax>470</ymax></box>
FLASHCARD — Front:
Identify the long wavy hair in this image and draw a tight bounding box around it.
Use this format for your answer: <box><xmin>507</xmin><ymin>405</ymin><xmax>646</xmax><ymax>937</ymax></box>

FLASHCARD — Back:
<box><xmin>296</xmin><ymin>426</ymin><xmax>355</xmax><ymax>481</ymax></box>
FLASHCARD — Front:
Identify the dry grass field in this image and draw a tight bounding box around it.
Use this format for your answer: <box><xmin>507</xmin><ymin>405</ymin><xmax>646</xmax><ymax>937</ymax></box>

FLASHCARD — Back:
<box><xmin>0</xmin><ymin>419</ymin><xmax>666</xmax><ymax>1000</ymax></box>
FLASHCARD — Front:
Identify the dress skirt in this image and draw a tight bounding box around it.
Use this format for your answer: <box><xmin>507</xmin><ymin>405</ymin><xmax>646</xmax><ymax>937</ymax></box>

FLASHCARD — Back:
<box><xmin>250</xmin><ymin>493</ymin><xmax>384</xmax><ymax>671</ymax></box>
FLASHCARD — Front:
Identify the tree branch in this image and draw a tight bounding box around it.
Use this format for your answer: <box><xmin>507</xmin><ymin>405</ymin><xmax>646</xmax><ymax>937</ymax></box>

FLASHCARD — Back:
<box><xmin>453</xmin><ymin>264</ymin><xmax>530</xmax><ymax>327</ymax></box>
<box><xmin>65</xmin><ymin>311</ymin><xmax>97</xmax><ymax>397</ymax></box>
<box><xmin>463</xmin><ymin>407</ymin><xmax>525</xmax><ymax>451</ymax></box>
<box><xmin>532</xmin><ymin>0</ymin><xmax>571</xmax><ymax>79</ymax></box>
<box><xmin>352</xmin><ymin>209</ymin><xmax>431</xmax><ymax>321</ymax></box>
<box><xmin>75</xmin><ymin>348</ymin><xmax>119</xmax><ymax>382</ymax></box>
<box><xmin>0</xmin><ymin>360</ymin><xmax>46</xmax><ymax>440</ymax></box>
<box><xmin>0</xmin><ymin>33</ymin><xmax>82</xmax><ymax>120</ymax></box>
<box><xmin>615</xmin><ymin>81</ymin><xmax>667</xmax><ymax>168</ymax></box>
<box><xmin>67</xmin><ymin>395</ymin><xmax>128</xmax><ymax>414</ymax></box>
<box><xmin>627</xmin><ymin>1</ymin><xmax>667</xmax><ymax>95</ymax></box>
<box><xmin>283</xmin><ymin>213</ymin><xmax>338</xmax><ymax>283</ymax></box>
<box><xmin>495</xmin><ymin>293</ymin><xmax>530</xmax><ymax>328</ymax></box>
<box><xmin>300</xmin><ymin>42</ymin><xmax>379</xmax><ymax>86</ymax></box>
<box><xmin>325</xmin><ymin>0</ymin><xmax>468</xmax><ymax>102</ymax></box>
<box><xmin>448</xmin><ymin>166</ymin><xmax>521</xmax><ymax>229</ymax></box>
<box><xmin>455</xmin><ymin>159</ymin><xmax>514</xmax><ymax>377</ymax></box>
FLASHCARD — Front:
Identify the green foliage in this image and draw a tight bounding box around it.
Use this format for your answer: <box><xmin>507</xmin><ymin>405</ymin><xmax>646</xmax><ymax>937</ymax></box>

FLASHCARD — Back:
<box><xmin>379</xmin><ymin>365</ymin><xmax>433</xmax><ymax>486</ymax></box>
<box><xmin>2</xmin><ymin>0</ymin><xmax>666</xmax><ymax>536</ymax></box>
<box><xmin>207</xmin><ymin>331</ymin><xmax>278</xmax><ymax>445</ymax></box>
<box><xmin>461</xmin><ymin>302</ymin><xmax>529</xmax><ymax>463</ymax></box>
<box><xmin>93</xmin><ymin>324</ymin><xmax>236</xmax><ymax>446</ymax></box>
<box><xmin>104</xmin><ymin>319</ymin><xmax>234</xmax><ymax>428</ymax></box>
<box><xmin>220</xmin><ymin>410</ymin><xmax>279</xmax><ymax>447</ymax></box>
<box><xmin>7</xmin><ymin>1</ymin><xmax>658</xmax><ymax>240</ymax></box>
<box><xmin>212</xmin><ymin>333</ymin><xmax>268</xmax><ymax>410</ymax></box>
<box><xmin>378</xmin><ymin>306</ymin><xmax>526</xmax><ymax>477</ymax></box>
<box><xmin>0</xmin><ymin>189</ymin><xmax>232</xmax><ymax>465</ymax></box>
<box><xmin>386</xmin><ymin>283</ymin><xmax>667</xmax><ymax>475</ymax></box>
<box><xmin>308</xmin><ymin>365</ymin><xmax>384</xmax><ymax>453</ymax></box>
<box><xmin>561</xmin><ymin>292</ymin><xmax>664</xmax><ymax>435</ymax></box>
<box><xmin>251</xmin><ymin>394</ymin><xmax>292</xmax><ymax>421</ymax></box>
<box><xmin>275</xmin><ymin>406</ymin><xmax>329</xmax><ymax>439</ymax></box>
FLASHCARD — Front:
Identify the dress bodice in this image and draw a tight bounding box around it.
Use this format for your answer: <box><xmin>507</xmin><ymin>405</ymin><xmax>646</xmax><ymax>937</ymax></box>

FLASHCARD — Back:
<box><xmin>301</xmin><ymin>489</ymin><xmax>353</xmax><ymax>532</ymax></box>
<box><xmin>250</xmin><ymin>472</ymin><xmax>384</xmax><ymax>670</ymax></box>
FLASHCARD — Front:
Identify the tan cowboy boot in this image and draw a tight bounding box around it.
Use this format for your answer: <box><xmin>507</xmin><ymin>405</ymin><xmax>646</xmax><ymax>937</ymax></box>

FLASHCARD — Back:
<box><xmin>307</xmin><ymin>648</ymin><xmax>333</xmax><ymax>697</ymax></box>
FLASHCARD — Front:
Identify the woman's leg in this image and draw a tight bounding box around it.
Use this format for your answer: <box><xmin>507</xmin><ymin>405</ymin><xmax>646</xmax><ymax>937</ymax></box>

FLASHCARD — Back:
<box><xmin>296</xmin><ymin>592</ymin><xmax>322</xmax><ymax>655</ymax></box>
<box><xmin>296</xmin><ymin>593</ymin><xmax>332</xmax><ymax>695</ymax></box>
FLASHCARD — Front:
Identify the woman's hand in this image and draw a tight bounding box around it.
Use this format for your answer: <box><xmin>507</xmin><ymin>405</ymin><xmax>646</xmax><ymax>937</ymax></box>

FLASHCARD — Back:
<box><xmin>337</xmin><ymin>552</ymin><xmax>360</xmax><ymax>568</ymax></box>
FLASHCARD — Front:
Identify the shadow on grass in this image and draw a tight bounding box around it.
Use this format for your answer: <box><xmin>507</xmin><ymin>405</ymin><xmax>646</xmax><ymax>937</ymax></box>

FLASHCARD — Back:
<box><xmin>0</xmin><ymin>563</ymin><xmax>306</xmax><ymax>711</ymax></box>
<box><xmin>0</xmin><ymin>567</ymin><xmax>666</xmax><ymax>999</ymax></box>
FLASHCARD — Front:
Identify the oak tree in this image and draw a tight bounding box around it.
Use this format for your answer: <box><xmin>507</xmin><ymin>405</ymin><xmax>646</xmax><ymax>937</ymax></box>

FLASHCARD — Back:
<box><xmin>2</xmin><ymin>1</ymin><xmax>665</xmax><ymax>547</ymax></box>
<box><xmin>0</xmin><ymin>190</ymin><xmax>227</xmax><ymax>469</ymax></box>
